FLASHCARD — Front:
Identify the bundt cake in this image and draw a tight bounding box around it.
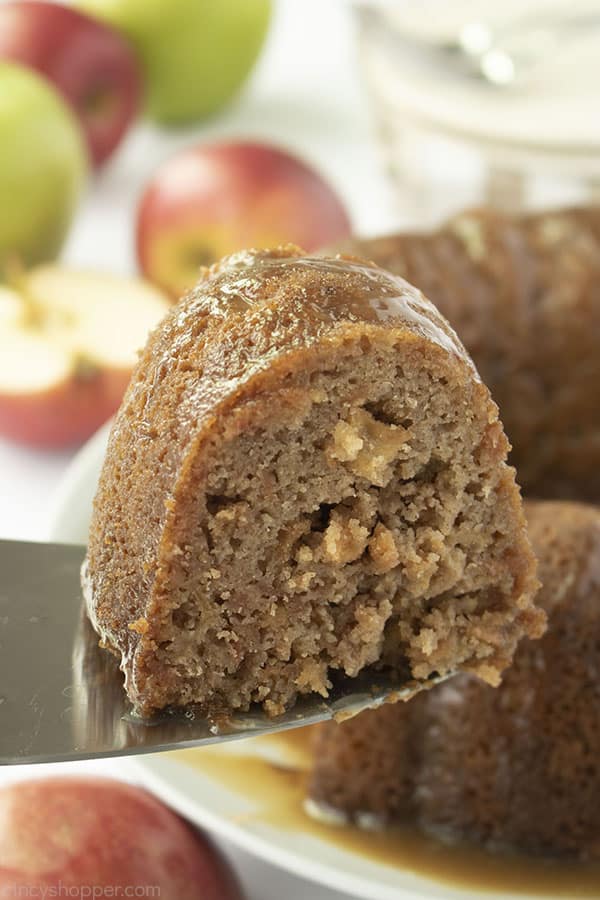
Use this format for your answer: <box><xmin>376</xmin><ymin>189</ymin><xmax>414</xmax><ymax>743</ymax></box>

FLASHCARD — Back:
<box><xmin>307</xmin><ymin>500</ymin><xmax>600</xmax><ymax>860</ymax></box>
<box><xmin>83</xmin><ymin>246</ymin><xmax>542</xmax><ymax>717</ymax></box>
<box><xmin>330</xmin><ymin>207</ymin><xmax>600</xmax><ymax>501</ymax></box>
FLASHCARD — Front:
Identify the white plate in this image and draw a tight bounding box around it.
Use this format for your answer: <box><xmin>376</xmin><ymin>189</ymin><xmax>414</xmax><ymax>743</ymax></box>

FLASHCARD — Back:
<box><xmin>48</xmin><ymin>425</ymin><xmax>541</xmax><ymax>900</ymax></box>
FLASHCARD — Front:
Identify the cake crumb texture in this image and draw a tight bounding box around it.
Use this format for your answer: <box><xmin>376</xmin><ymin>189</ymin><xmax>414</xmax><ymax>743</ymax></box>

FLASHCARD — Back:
<box><xmin>308</xmin><ymin>501</ymin><xmax>600</xmax><ymax>860</ymax></box>
<box><xmin>84</xmin><ymin>246</ymin><xmax>541</xmax><ymax>717</ymax></box>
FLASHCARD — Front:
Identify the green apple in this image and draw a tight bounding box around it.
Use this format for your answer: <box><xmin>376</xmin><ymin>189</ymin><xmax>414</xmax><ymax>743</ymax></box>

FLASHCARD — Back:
<box><xmin>0</xmin><ymin>62</ymin><xmax>88</xmax><ymax>270</ymax></box>
<box><xmin>78</xmin><ymin>0</ymin><xmax>271</xmax><ymax>125</ymax></box>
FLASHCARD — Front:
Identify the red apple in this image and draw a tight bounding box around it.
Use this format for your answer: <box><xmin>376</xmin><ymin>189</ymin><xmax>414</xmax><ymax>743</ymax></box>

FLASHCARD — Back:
<box><xmin>137</xmin><ymin>140</ymin><xmax>352</xmax><ymax>298</ymax></box>
<box><xmin>0</xmin><ymin>1</ymin><xmax>141</xmax><ymax>167</ymax></box>
<box><xmin>0</xmin><ymin>776</ymin><xmax>244</xmax><ymax>900</ymax></box>
<box><xmin>0</xmin><ymin>266</ymin><xmax>169</xmax><ymax>448</ymax></box>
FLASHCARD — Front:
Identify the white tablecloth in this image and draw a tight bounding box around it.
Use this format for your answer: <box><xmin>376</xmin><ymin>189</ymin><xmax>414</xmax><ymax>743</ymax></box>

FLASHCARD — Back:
<box><xmin>0</xmin><ymin>2</ymin><xmax>398</xmax><ymax>897</ymax></box>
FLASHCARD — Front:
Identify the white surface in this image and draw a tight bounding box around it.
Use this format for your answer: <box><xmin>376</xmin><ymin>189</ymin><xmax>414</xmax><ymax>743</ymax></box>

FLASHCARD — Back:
<box><xmin>0</xmin><ymin>2</ymin><xmax>395</xmax><ymax>898</ymax></box>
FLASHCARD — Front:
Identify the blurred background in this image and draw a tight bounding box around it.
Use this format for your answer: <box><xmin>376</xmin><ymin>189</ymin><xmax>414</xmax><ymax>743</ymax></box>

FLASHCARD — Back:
<box><xmin>0</xmin><ymin>1</ymin><xmax>598</xmax><ymax>896</ymax></box>
<box><xmin>2</xmin><ymin>0</ymin><xmax>599</xmax><ymax>540</ymax></box>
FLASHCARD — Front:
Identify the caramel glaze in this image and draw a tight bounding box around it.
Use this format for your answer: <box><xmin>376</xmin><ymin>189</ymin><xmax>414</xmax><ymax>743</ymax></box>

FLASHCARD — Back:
<box><xmin>180</xmin><ymin>249</ymin><xmax>473</xmax><ymax>363</ymax></box>
<box><xmin>177</xmin><ymin>728</ymin><xmax>600</xmax><ymax>898</ymax></box>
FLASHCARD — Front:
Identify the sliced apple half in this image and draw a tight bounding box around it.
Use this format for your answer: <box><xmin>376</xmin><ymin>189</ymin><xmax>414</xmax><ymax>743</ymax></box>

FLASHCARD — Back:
<box><xmin>0</xmin><ymin>267</ymin><xmax>169</xmax><ymax>448</ymax></box>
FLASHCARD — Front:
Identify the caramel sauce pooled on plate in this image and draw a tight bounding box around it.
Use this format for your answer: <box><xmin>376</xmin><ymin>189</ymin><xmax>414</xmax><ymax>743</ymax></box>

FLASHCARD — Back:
<box><xmin>176</xmin><ymin>728</ymin><xmax>600</xmax><ymax>898</ymax></box>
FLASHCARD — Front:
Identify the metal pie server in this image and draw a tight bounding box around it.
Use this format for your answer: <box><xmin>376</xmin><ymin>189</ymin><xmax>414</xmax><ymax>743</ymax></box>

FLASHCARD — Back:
<box><xmin>0</xmin><ymin>539</ymin><xmax>445</xmax><ymax>765</ymax></box>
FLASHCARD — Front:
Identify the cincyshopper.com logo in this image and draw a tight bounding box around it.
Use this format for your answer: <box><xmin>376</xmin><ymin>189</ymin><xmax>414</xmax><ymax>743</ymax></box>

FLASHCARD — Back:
<box><xmin>0</xmin><ymin>887</ymin><xmax>161</xmax><ymax>898</ymax></box>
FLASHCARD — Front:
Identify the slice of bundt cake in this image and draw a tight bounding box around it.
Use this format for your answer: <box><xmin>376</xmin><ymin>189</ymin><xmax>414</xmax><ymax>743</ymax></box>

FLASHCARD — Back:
<box><xmin>329</xmin><ymin>207</ymin><xmax>600</xmax><ymax>501</ymax></box>
<box><xmin>307</xmin><ymin>500</ymin><xmax>600</xmax><ymax>860</ymax></box>
<box><xmin>83</xmin><ymin>246</ymin><xmax>542</xmax><ymax>717</ymax></box>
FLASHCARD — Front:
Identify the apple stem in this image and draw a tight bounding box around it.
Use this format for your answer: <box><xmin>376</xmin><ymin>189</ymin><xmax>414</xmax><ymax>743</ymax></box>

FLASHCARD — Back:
<box><xmin>2</xmin><ymin>255</ymin><xmax>43</xmax><ymax>329</ymax></box>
